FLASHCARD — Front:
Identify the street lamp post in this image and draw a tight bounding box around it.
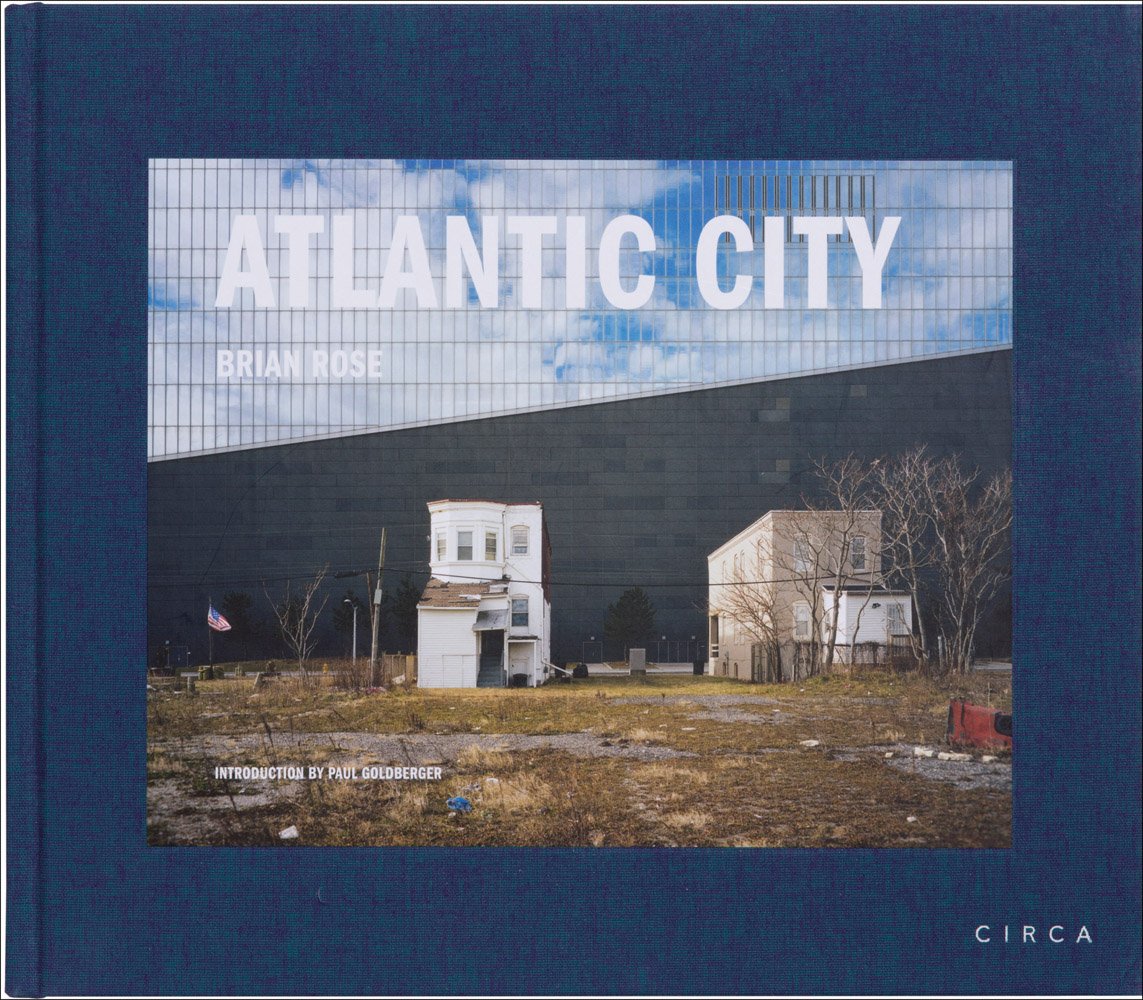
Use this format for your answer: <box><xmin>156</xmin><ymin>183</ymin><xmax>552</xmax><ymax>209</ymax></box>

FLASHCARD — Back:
<box><xmin>344</xmin><ymin>598</ymin><xmax>358</xmax><ymax>664</ymax></box>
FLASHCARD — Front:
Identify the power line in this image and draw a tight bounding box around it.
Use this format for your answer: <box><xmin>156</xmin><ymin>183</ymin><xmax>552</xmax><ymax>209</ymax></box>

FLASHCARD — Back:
<box><xmin>151</xmin><ymin>564</ymin><xmax>887</xmax><ymax>591</ymax></box>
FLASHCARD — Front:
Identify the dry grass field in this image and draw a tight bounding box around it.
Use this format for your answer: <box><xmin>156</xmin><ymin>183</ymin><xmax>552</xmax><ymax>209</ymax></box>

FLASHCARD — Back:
<box><xmin>147</xmin><ymin>668</ymin><xmax>1011</xmax><ymax>848</ymax></box>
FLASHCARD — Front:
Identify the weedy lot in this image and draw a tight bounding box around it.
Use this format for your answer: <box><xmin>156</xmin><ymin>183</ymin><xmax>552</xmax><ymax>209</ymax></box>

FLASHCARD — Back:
<box><xmin>147</xmin><ymin>671</ymin><xmax>1011</xmax><ymax>848</ymax></box>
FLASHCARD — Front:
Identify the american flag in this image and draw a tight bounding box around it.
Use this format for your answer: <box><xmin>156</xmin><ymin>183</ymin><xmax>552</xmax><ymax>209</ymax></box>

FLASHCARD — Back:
<box><xmin>207</xmin><ymin>605</ymin><xmax>232</xmax><ymax>632</ymax></box>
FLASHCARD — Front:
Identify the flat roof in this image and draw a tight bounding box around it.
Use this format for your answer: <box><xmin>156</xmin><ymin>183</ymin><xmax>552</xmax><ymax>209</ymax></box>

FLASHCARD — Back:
<box><xmin>821</xmin><ymin>584</ymin><xmax>909</xmax><ymax>594</ymax></box>
<box><xmin>427</xmin><ymin>498</ymin><xmax>543</xmax><ymax>507</ymax></box>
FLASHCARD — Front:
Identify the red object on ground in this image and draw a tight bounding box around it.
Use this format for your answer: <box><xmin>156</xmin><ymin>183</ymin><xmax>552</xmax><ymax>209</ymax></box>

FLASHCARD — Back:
<box><xmin>947</xmin><ymin>699</ymin><xmax>1013</xmax><ymax>750</ymax></box>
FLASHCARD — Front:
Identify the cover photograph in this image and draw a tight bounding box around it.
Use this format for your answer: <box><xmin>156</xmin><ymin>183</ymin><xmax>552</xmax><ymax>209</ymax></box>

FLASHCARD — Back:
<box><xmin>145</xmin><ymin>157</ymin><xmax>1015</xmax><ymax>851</ymax></box>
<box><xmin>5</xmin><ymin>6</ymin><xmax>1141</xmax><ymax>997</ymax></box>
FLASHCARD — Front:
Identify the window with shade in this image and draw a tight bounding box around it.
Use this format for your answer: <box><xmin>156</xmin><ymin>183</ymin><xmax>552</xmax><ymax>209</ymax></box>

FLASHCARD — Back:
<box><xmin>887</xmin><ymin>602</ymin><xmax>907</xmax><ymax>635</ymax></box>
<box><xmin>793</xmin><ymin>603</ymin><xmax>811</xmax><ymax>640</ymax></box>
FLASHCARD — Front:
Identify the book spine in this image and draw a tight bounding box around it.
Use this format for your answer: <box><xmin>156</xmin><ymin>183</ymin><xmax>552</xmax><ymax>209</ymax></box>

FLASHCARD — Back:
<box><xmin>5</xmin><ymin>4</ymin><xmax>43</xmax><ymax>997</ymax></box>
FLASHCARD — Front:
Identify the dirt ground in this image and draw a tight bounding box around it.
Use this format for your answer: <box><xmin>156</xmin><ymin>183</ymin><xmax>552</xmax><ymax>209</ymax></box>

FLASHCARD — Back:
<box><xmin>147</xmin><ymin>670</ymin><xmax>1011</xmax><ymax>847</ymax></box>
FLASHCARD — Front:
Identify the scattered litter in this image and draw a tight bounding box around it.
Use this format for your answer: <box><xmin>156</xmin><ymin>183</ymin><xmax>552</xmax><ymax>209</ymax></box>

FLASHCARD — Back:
<box><xmin>799</xmin><ymin>739</ymin><xmax>821</xmax><ymax>748</ymax></box>
<box><xmin>906</xmin><ymin>816</ymin><xmax>917</xmax><ymax>823</ymax></box>
<box><xmin>913</xmin><ymin>747</ymin><xmax>936</xmax><ymax>758</ymax></box>
<box><xmin>279</xmin><ymin>825</ymin><xmax>299</xmax><ymax>840</ymax></box>
<box><xmin>884</xmin><ymin>751</ymin><xmax>895</xmax><ymax>759</ymax></box>
<box><xmin>982</xmin><ymin>755</ymin><xmax>998</xmax><ymax>764</ymax></box>
<box><xmin>447</xmin><ymin>796</ymin><xmax>473</xmax><ymax>813</ymax></box>
<box><xmin>938</xmin><ymin>751</ymin><xmax>971</xmax><ymax>762</ymax></box>
<box><xmin>658</xmin><ymin>724</ymin><xmax>668</xmax><ymax>728</ymax></box>
<box><xmin>391</xmin><ymin>674</ymin><xmax>405</xmax><ymax>685</ymax></box>
<box><xmin>484</xmin><ymin>777</ymin><xmax>500</xmax><ymax>785</ymax></box>
<box><xmin>589</xmin><ymin>831</ymin><xmax>606</xmax><ymax>848</ymax></box>
<box><xmin>681</xmin><ymin>727</ymin><xmax>696</xmax><ymax>732</ymax></box>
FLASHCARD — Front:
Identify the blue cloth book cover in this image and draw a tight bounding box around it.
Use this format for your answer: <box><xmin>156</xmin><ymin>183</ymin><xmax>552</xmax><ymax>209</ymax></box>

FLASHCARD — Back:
<box><xmin>5</xmin><ymin>5</ymin><xmax>1140</xmax><ymax>996</ymax></box>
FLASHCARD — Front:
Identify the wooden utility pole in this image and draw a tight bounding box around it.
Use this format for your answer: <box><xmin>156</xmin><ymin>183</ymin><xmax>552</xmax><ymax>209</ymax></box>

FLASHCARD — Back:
<box><xmin>369</xmin><ymin>527</ymin><xmax>387</xmax><ymax>686</ymax></box>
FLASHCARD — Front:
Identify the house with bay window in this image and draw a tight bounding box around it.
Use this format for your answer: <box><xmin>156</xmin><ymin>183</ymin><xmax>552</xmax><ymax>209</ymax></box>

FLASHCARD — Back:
<box><xmin>417</xmin><ymin>500</ymin><xmax>552</xmax><ymax>687</ymax></box>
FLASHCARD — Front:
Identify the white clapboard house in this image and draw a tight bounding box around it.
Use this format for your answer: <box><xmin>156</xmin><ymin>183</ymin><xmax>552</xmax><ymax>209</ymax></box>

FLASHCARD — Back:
<box><xmin>417</xmin><ymin>500</ymin><xmax>552</xmax><ymax>688</ymax></box>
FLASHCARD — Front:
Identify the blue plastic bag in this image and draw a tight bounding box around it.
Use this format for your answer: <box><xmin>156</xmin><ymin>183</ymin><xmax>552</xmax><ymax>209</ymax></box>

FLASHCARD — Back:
<box><xmin>446</xmin><ymin>796</ymin><xmax>473</xmax><ymax>813</ymax></box>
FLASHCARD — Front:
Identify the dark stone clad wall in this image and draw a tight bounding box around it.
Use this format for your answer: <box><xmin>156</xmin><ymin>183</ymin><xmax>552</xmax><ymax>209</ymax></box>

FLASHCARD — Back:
<box><xmin>148</xmin><ymin>350</ymin><xmax>1011</xmax><ymax>663</ymax></box>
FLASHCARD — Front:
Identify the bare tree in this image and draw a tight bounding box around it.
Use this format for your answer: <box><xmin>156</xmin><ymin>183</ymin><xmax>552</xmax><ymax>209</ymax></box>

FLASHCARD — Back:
<box><xmin>714</xmin><ymin>561</ymin><xmax>785</xmax><ymax>682</ymax></box>
<box><xmin>812</xmin><ymin>456</ymin><xmax>883</xmax><ymax>671</ymax></box>
<box><xmin>924</xmin><ymin>462</ymin><xmax>1012</xmax><ymax>673</ymax></box>
<box><xmin>870</xmin><ymin>447</ymin><xmax>938</xmax><ymax>665</ymax></box>
<box><xmin>869</xmin><ymin>447</ymin><xmax>1012</xmax><ymax>673</ymax></box>
<box><xmin>264</xmin><ymin>566</ymin><xmax>330</xmax><ymax>671</ymax></box>
<box><xmin>763</xmin><ymin>458</ymin><xmax>881</xmax><ymax>675</ymax></box>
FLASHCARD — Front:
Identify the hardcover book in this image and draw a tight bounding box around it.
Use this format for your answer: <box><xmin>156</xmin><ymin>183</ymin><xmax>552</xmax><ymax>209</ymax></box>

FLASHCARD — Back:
<box><xmin>5</xmin><ymin>5</ymin><xmax>1141</xmax><ymax>997</ymax></box>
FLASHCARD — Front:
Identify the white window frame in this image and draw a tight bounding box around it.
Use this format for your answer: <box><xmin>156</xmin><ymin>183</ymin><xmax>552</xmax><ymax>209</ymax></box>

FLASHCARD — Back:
<box><xmin>511</xmin><ymin>525</ymin><xmax>529</xmax><ymax>556</ymax></box>
<box><xmin>484</xmin><ymin>530</ymin><xmax>498</xmax><ymax>562</ymax></box>
<box><xmin>887</xmin><ymin>602</ymin><xmax>907</xmax><ymax>635</ymax></box>
<box><xmin>511</xmin><ymin>596</ymin><xmax>529</xmax><ymax>628</ymax></box>
<box><xmin>793</xmin><ymin>603</ymin><xmax>812</xmax><ymax>641</ymax></box>
<box><xmin>435</xmin><ymin>531</ymin><xmax>446</xmax><ymax>561</ymax></box>
<box><xmin>851</xmin><ymin>535</ymin><xmax>866</xmax><ymax>572</ymax></box>
<box><xmin>457</xmin><ymin>529</ymin><xmax>474</xmax><ymax>561</ymax></box>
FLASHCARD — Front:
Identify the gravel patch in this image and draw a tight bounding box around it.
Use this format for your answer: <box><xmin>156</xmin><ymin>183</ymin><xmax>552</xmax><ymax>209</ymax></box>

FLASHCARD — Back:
<box><xmin>612</xmin><ymin>694</ymin><xmax>782</xmax><ymax>707</ymax></box>
<box><xmin>881</xmin><ymin>743</ymin><xmax>1011</xmax><ymax>792</ymax></box>
<box><xmin>686</xmin><ymin>707</ymin><xmax>793</xmax><ymax>725</ymax></box>
<box><xmin>152</xmin><ymin>730</ymin><xmax>695</xmax><ymax>766</ymax></box>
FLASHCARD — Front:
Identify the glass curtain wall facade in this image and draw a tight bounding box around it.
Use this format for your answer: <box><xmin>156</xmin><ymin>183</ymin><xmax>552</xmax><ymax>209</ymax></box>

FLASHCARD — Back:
<box><xmin>148</xmin><ymin>160</ymin><xmax>1012</xmax><ymax>459</ymax></box>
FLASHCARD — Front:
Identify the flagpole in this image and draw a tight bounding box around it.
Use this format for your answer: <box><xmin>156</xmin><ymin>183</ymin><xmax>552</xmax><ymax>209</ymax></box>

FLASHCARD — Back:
<box><xmin>208</xmin><ymin>597</ymin><xmax>214</xmax><ymax>669</ymax></box>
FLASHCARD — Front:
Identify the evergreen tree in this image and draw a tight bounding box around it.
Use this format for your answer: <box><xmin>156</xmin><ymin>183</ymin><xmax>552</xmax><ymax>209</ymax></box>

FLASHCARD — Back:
<box><xmin>220</xmin><ymin>591</ymin><xmax>256</xmax><ymax>658</ymax></box>
<box><xmin>390</xmin><ymin>575</ymin><xmax>422</xmax><ymax>653</ymax></box>
<box><xmin>603</xmin><ymin>586</ymin><xmax>657</xmax><ymax>650</ymax></box>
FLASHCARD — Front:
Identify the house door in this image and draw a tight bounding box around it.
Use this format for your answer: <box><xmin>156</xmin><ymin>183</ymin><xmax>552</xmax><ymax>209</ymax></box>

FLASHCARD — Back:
<box><xmin>477</xmin><ymin>630</ymin><xmax>505</xmax><ymax>687</ymax></box>
<box><xmin>508</xmin><ymin>642</ymin><xmax>534</xmax><ymax>685</ymax></box>
<box><xmin>480</xmin><ymin>629</ymin><xmax>504</xmax><ymax>663</ymax></box>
